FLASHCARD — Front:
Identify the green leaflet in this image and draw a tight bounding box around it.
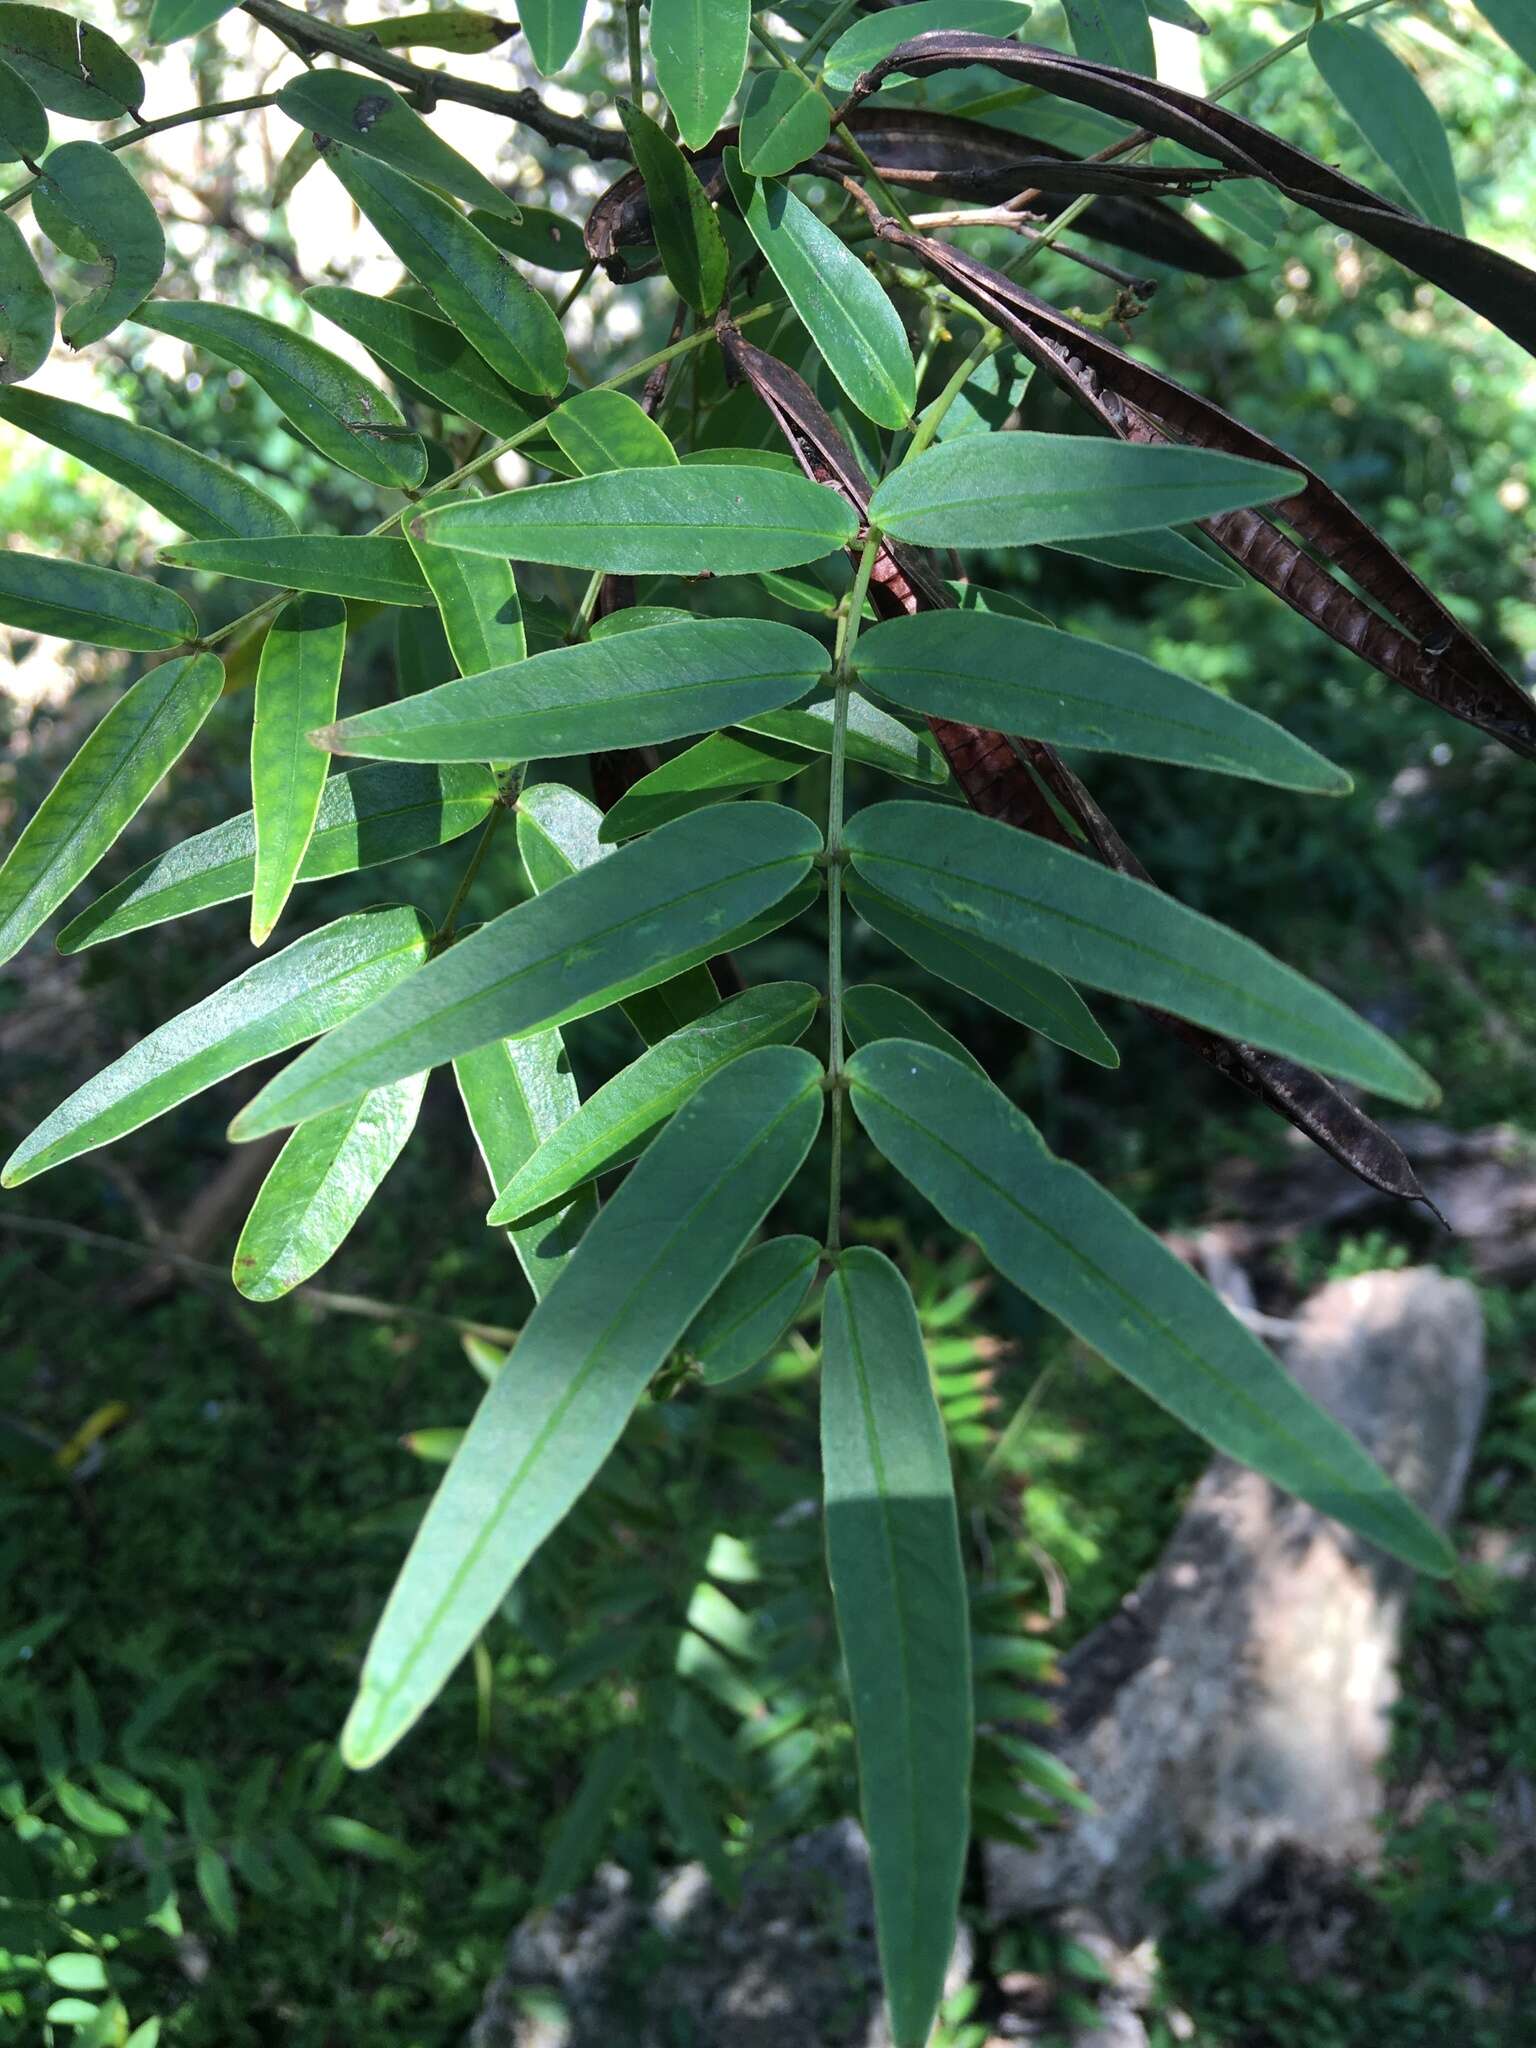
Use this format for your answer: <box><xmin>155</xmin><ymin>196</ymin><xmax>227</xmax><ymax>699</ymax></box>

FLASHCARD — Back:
<box><xmin>229</xmin><ymin>804</ymin><xmax>822</xmax><ymax>1139</ymax></box>
<box><xmin>685</xmin><ymin>1233</ymin><xmax>820</xmax><ymax>1385</ymax></box>
<box><xmin>0</xmin><ymin>51</ymin><xmax>46</xmax><ymax>161</ymax></box>
<box><xmin>0</xmin><ymin>651</ymin><xmax>222</xmax><ymax>968</ymax></box>
<box><xmin>588</xmin><ymin>604</ymin><xmax>693</xmax><ymax>637</ymax></box>
<box><xmin>250</xmin><ymin>593</ymin><xmax>346</xmax><ymax>947</ymax></box>
<box><xmin>0</xmin><ymin>387</ymin><xmax>295</xmax><ymax>540</ymax></box>
<box><xmin>867</xmin><ymin>434</ymin><xmax>1301</xmax><ymax>548</ymax></box>
<box><xmin>738</xmin><ymin>71</ymin><xmax>830</xmax><ymax>177</ymax></box>
<box><xmin>1308</xmin><ymin>21</ymin><xmax>1463</xmax><ymax>234</ymax></box>
<box><xmin>846</xmin><ymin>877</ymin><xmax>1118</xmax><ymax>1065</ymax></box>
<box><xmin>323</xmin><ymin>149</ymin><xmax>566</xmax><ymax>398</ymax></box>
<box><xmin>406</xmin><ymin>489</ymin><xmax>524</xmax><ymax>676</ymax></box>
<box><xmin>1061</xmin><ymin>0</ymin><xmax>1155</xmax><ymax>74</ymax></box>
<box><xmin>853</xmin><ymin>611</ymin><xmax>1350</xmax><ymax>793</ymax></box>
<box><xmin>647</xmin><ymin>1736</ymin><xmax>735</xmax><ymax>1898</ymax></box>
<box><xmin>844</xmin><ymin>801</ymin><xmax>1435</xmax><ymax>1103</ymax></box>
<box><xmin>342</xmin><ymin>1044</ymin><xmax>824</xmax><ymax>1765</ymax></box>
<box><xmin>416</xmin><ymin>466</ymin><xmax>859</xmax><ymax>574</ymax></box>
<box><xmin>1148</xmin><ymin>0</ymin><xmax>1206</xmax><ymax>28</ymax></box>
<box><xmin>724</xmin><ymin>152</ymin><xmax>916</xmax><ymax>431</ymax></box>
<box><xmin>516</xmin><ymin>781</ymin><xmax>723</xmax><ymax>1045</ymax></box>
<box><xmin>135</xmin><ymin>302</ymin><xmax>427</xmax><ymax>492</ymax></box>
<box><xmin>546</xmin><ymin>387</ymin><xmax>678</xmax><ymax>474</ymax></box>
<box><xmin>519</xmin><ymin>0</ymin><xmax>585</xmax><ymax>72</ymax></box>
<box><xmin>617</xmin><ymin>98</ymin><xmax>728</xmax><ymax>316</ymax></box>
<box><xmin>0</xmin><ymin>5</ymin><xmax>142</xmax><ymax>118</ymax></box>
<box><xmin>0</xmin><ymin>209</ymin><xmax>52</xmax><ymax>382</ymax></box>
<box><xmin>303</xmin><ymin>286</ymin><xmax>543</xmax><ymax>439</ymax></box>
<box><xmin>147</xmin><ymin>0</ymin><xmax>239</xmax><ymax>41</ymax></box>
<box><xmin>847</xmin><ymin>1041</ymin><xmax>1457</xmax><ymax>1577</ymax></box>
<box><xmin>1046</xmin><ymin>528</ymin><xmax>1241</xmax><ymax>588</ymax></box>
<box><xmin>278</xmin><ymin>70</ymin><xmax>519</xmax><ymax>220</ymax></box>
<box><xmin>649</xmin><ymin>0</ymin><xmax>749</xmax><ymax>149</ymax></box>
<box><xmin>233</xmin><ymin>1072</ymin><xmax>427</xmax><ymax>1300</ymax></box>
<box><xmin>351</xmin><ymin>11</ymin><xmax>520</xmax><ymax>54</ymax></box>
<box><xmin>162</xmin><ymin>537</ymin><xmax>432</xmax><ymax>606</ymax></box>
<box><xmin>470</xmin><ymin>202</ymin><xmax>588</xmax><ymax>271</ymax></box>
<box><xmin>320</xmin><ymin>618</ymin><xmax>829</xmax><ymax>763</ymax></box>
<box><xmin>534</xmin><ymin>1730</ymin><xmax>640</xmax><ymax>1905</ymax></box>
<box><xmin>822</xmin><ymin>0</ymin><xmax>1031</xmax><ymax>91</ymax></box>
<box><xmin>455</xmin><ymin>1029</ymin><xmax>597</xmax><ymax>1298</ymax></box>
<box><xmin>37</xmin><ymin>141</ymin><xmax>163</xmax><ymax>347</ymax></box>
<box><xmin>821</xmin><ymin>1246</ymin><xmax>972</xmax><ymax>2048</ymax></box>
<box><xmin>0</xmin><ymin>551</ymin><xmax>195</xmax><ymax>650</ymax></box>
<box><xmin>745</xmin><ymin>689</ymin><xmax>947</xmax><ymax>787</ymax></box>
<box><xmin>843</xmin><ymin>982</ymin><xmax>985</xmax><ymax>1078</ymax></box>
<box><xmin>486</xmin><ymin>982</ymin><xmax>820</xmax><ymax>1224</ymax></box>
<box><xmin>598</xmin><ymin>729</ymin><xmax>812</xmax><ymax>841</ymax></box>
<box><xmin>57</xmin><ymin>763</ymin><xmax>495</xmax><ymax>952</ymax></box>
<box><xmin>1474</xmin><ymin>0</ymin><xmax>1536</xmax><ymax>68</ymax></box>
<box><xmin>2</xmin><ymin>906</ymin><xmax>431</xmax><ymax>1186</ymax></box>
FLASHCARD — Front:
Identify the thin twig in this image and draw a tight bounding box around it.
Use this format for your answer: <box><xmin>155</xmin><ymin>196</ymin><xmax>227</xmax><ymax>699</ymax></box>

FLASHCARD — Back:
<box><xmin>0</xmin><ymin>1213</ymin><xmax>519</xmax><ymax>1345</ymax></box>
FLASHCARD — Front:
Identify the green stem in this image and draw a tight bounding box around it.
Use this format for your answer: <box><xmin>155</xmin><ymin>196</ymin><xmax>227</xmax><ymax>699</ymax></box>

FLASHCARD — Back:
<box><xmin>904</xmin><ymin>324</ymin><xmax>1003</xmax><ymax>463</ymax></box>
<box><xmin>749</xmin><ymin>17</ymin><xmax>916</xmax><ymax>231</ymax></box>
<box><xmin>823</xmin><ymin>534</ymin><xmax>880</xmax><ymax>1253</ymax></box>
<box><xmin>1</xmin><ymin>93</ymin><xmax>278</xmax><ymax>214</ymax></box>
<box><xmin>625</xmin><ymin>0</ymin><xmax>645</xmax><ymax>105</ymax></box>
<box><xmin>800</xmin><ymin>0</ymin><xmax>862</xmax><ymax>67</ymax></box>
<box><xmin>1209</xmin><ymin>0</ymin><xmax>1398</xmax><ymax>102</ymax></box>
<box><xmin>433</xmin><ymin>798</ymin><xmax>508</xmax><ymax>949</ymax></box>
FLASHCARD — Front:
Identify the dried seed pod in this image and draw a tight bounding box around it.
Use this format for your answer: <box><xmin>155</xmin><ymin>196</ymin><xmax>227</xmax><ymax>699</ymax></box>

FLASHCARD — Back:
<box><xmin>585</xmin><ymin>106</ymin><xmax>1243</xmax><ymax>283</ymax></box>
<box><xmin>848</xmin><ymin>32</ymin><xmax>1536</xmax><ymax>357</ymax></box>
<box><xmin>879</xmin><ymin>223</ymin><xmax>1536</xmax><ymax>761</ymax></box>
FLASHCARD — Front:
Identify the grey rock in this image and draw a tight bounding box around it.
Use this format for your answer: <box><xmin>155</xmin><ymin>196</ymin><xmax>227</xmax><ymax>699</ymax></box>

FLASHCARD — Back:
<box><xmin>986</xmin><ymin>1266</ymin><xmax>1486</xmax><ymax>1942</ymax></box>
<box><xmin>470</xmin><ymin>1819</ymin><xmax>972</xmax><ymax>2048</ymax></box>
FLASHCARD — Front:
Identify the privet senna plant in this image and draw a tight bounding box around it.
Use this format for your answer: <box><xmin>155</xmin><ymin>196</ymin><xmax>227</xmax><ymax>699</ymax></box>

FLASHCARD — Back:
<box><xmin>0</xmin><ymin>1</ymin><xmax>1529</xmax><ymax>2038</ymax></box>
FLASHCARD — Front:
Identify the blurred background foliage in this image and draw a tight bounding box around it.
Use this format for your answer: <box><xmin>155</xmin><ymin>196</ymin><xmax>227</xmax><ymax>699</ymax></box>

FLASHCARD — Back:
<box><xmin>1</xmin><ymin>1</ymin><xmax>1533</xmax><ymax>2041</ymax></box>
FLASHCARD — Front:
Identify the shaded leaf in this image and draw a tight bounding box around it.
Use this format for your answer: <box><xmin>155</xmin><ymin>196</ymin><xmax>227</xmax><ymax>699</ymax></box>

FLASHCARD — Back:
<box><xmin>406</xmin><ymin>488</ymin><xmax>524</xmax><ymax>674</ymax></box>
<box><xmin>846</xmin><ymin>1039</ymin><xmax>1456</xmax><ymax>1575</ymax></box>
<box><xmin>486</xmin><ymin>982</ymin><xmax>820</xmax><ymax>1224</ymax></box>
<box><xmin>278</xmin><ymin>69</ymin><xmax>519</xmax><ymax>219</ymax></box>
<box><xmin>0</xmin><ymin>550</ymin><xmax>195</xmax><ymax>649</ymax></box>
<box><xmin>324</xmin><ymin>147</ymin><xmax>566</xmax><ymax>397</ymax></box>
<box><xmin>0</xmin><ymin>207</ymin><xmax>51</xmax><ymax>381</ymax></box>
<box><xmin>534</xmin><ymin>1730</ymin><xmax>639</xmax><ymax>1903</ymax></box>
<box><xmin>1046</xmin><ymin>526</ymin><xmax>1239</xmax><ymax>587</ymax></box>
<box><xmin>229</xmin><ymin>804</ymin><xmax>822</xmax><ymax>1139</ymax></box>
<box><xmin>617</xmin><ymin>97</ymin><xmax>728</xmax><ymax>315</ymax></box>
<box><xmin>650</xmin><ymin>0</ymin><xmax>748</xmax><ymax>149</ymax></box>
<box><xmin>520</xmin><ymin>0</ymin><xmax>585</xmax><ymax>72</ymax></box>
<box><xmin>868</xmin><ymin>432</ymin><xmax>1299</xmax><ymax>548</ymax></box>
<box><xmin>1061</xmin><ymin>0</ymin><xmax>1154</xmax><ymax>75</ymax></box>
<box><xmin>746</xmin><ymin>690</ymin><xmax>947</xmax><ymax>786</ymax></box>
<box><xmin>738</xmin><ymin>70</ymin><xmax>830</xmax><ymax>177</ymax></box>
<box><xmin>847</xmin><ymin>875</ymin><xmax>1117</xmax><ymax>1066</ymax></box>
<box><xmin>0</xmin><ymin>650</ymin><xmax>221</xmax><ymax>968</ymax></box>
<box><xmin>470</xmin><ymin>200</ymin><xmax>588</xmax><ymax>270</ymax></box>
<box><xmin>0</xmin><ymin>386</ymin><xmax>295</xmax><ymax>539</ymax></box>
<box><xmin>58</xmin><ymin>762</ymin><xmax>494</xmax><ymax>952</ymax></box>
<box><xmin>342</xmin><ymin>1044</ymin><xmax>824</xmax><ymax>1764</ymax></box>
<box><xmin>1474</xmin><ymin>0</ymin><xmax>1536</xmax><ymax>68</ymax></box>
<box><xmin>416</xmin><ymin>465</ymin><xmax>859</xmax><ymax>574</ymax></box>
<box><xmin>854</xmin><ymin>609</ymin><xmax>1350</xmax><ymax>792</ymax></box>
<box><xmin>725</xmin><ymin>151</ymin><xmax>916</xmax><ymax>430</ymax></box>
<box><xmin>0</xmin><ymin>51</ymin><xmax>46</xmax><ymax>161</ymax></box>
<box><xmin>547</xmin><ymin>386</ymin><xmax>677</xmax><ymax>474</ymax></box>
<box><xmin>303</xmin><ymin>284</ymin><xmax>543</xmax><ymax>439</ymax></box>
<box><xmin>233</xmin><ymin>1073</ymin><xmax>427</xmax><ymax>1299</ymax></box>
<box><xmin>0</xmin><ymin>4</ymin><xmax>142</xmax><ymax>117</ymax></box>
<box><xmin>599</xmin><ymin>728</ymin><xmax>812</xmax><ymax>840</ymax></box>
<box><xmin>148</xmin><ymin>0</ymin><xmax>239</xmax><ymax>40</ymax></box>
<box><xmin>845</xmin><ymin>800</ymin><xmax>1434</xmax><ymax>1103</ymax></box>
<box><xmin>136</xmin><ymin>301</ymin><xmax>427</xmax><ymax>491</ymax></box>
<box><xmin>456</xmin><ymin>1027</ymin><xmax>597</xmax><ymax>1297</ymax></box>
<box><xmin>1308</xmin><ymin>20</ymin><xmax>1462</xmax><ymax>234</ymax></box>
<box><xmin>3</xmin><ymin>906</ymin><xmax>431</xmax><ymax>1186</ymax></box>
<box><xmin>163</xmin><ymin>536</ymin><xmax>432</xmax><ymax>606</ymax></box>
<box><xmin>38</xmin><ymin>141</ymin><xmax>163</xmax><ymax>346</ymax></box>
<box><xmin>686</xmin><ymin>1232</ymin><xmax>819</xmax><ymax>1385</ymax></box>
<box><xmin>843</xmin><ymin>982</ymin><xmax>984</xmax><ymax>1077</ymax></box>
<box><xmin>822</xmin><ymin>1245</ymin><xmax>972</xmax><ymax>2048</ymax></box>
<box><xmin>823</xmin><ymin>0</ymin><xmax>1032</xmax><ymax>92</ymax></box>
<box><xmin>320</xmin><ymin>617</ymin><xmax>828</xmax><ymax>763</ymax></box>
<box><xmin>250</xmin><ymin>593</ymin><xmax>346</xmax><ymax>947</ymax></box>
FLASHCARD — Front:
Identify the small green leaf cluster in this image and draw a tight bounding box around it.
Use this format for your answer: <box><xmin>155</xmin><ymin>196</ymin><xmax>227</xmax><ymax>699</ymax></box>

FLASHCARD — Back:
<box><xmin>1</xmin><ymin>3</ymin><xmax>1526</xmax><ymax>2040</ymax></box>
